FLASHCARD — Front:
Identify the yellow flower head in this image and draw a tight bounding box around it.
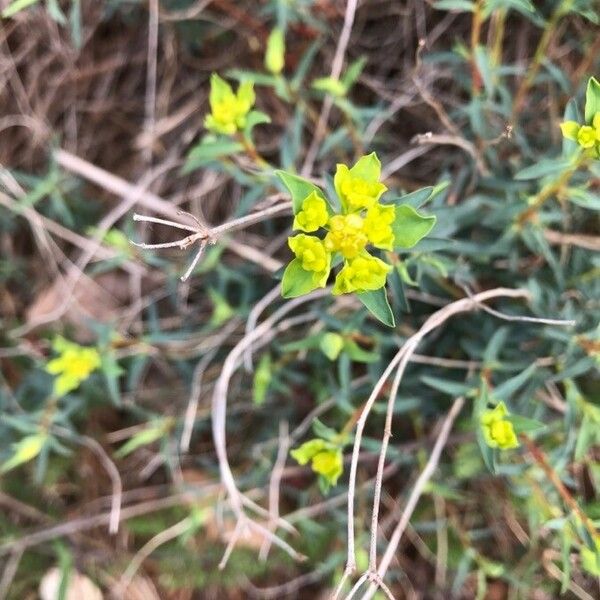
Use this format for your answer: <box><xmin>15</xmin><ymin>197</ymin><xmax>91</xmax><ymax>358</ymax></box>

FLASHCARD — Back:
<box><xmin>334</xmin><ymin>153</ymin><xmax>387</xmax><ymax>211</ymax></box>
<box><xmin>204</xmin><ymin>74</ymin><xmax>255</xmax><ymax>136</ymax></box>
<box><xmin>288</xmin><ymin>234</ymin><xmax>330</xmax><ymax>274</ymax></box>
<box><xmin>333</xmin><ymin>253</ymin><xmax>392</xmax><ymax>295</ymax></box>
<box><xmin>46</xmin><ymin>338</ymin><xmax>101</xmax><ymax>397</ymax></box>
<box><xmin>560</xmin><ymin>117</ymin><xmax>600</xmax><ymax>152</ymax></box>
<box><xmin>480</xmin><ymin>402</ymin><xmax>519</xmax><ymax>450</ymax></box>
<box><xmin>290</xmin><ymin>438</ymin><xmax>343</xmax><ymax>487</ymax></box>
<box><xmin>363</xmin><ymin>203</ymin><xmax>396</xmax><ymax>250</ymax></box>
<box><xmin>325</xmin><ymin>214</ymin><xmax>368</xmax><ymax>258</ymax></box>
<box><xmin>293</xmin><ymin>191</ymin><xmax>329</xmax><ymax>232</ymax></box>
<box><xmin>577</xmin><ymin>125</ymin><xmax>597</xmax><ymax>149</ymax></box>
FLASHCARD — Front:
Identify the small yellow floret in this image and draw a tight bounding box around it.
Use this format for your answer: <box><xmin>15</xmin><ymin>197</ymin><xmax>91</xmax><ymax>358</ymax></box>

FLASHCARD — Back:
<box><xmin>577</xmin><ymin>125</ymin><xmax>597</xmax><ymax>149</ymax></box>
<box><xmin>325</xmin><ymin>214</ymin><xmax>368</xmax><ymax>258</ymax></box>
<box><xmin>332</xmin><ymin>254</ymin><xmax>391</xmax><ymax>295</ymax></box>
<box><xmin>363</xmin><ymin>203</ymin><xmax>396</xmax><ymax>250</ymax></box>
<box><xmin>288</xmin><ymin>234</ymin><xmax>330</xmax><ymax>273</ymax></box>
<box><xmin>334</xmin><ymin>164</ymin><xmax>387</xmax><ymax>211</ymax></box>
<box><xmin>204</xmin><ymin>74</ymin><xmax>255</xmax><ymax>135</ymax></box>
<box><xmin>480</xmin><ymin>402</ymin><xmax>519</xmax><ymax>450</ymax></box>
<box><xmin>293</xmin><ymin>192</ymin><xmax>329</xmax><ymax>232</ymax></box>
<box><xmin>46</xmin><ymin>339</ymin><xmax>101</xmax><ymax>397</ymax></box>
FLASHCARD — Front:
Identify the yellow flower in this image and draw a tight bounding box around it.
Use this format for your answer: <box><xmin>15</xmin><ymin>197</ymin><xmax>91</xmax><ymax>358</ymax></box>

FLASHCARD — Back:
<box><xmin>288</xmin><ymin>234</ymin><xmax>330</xmax><ymax>274</ymax></box>
<box><xmin>480</xmin><ymin>402</ymin><xmax>519</xmax><ymax>450</ymax></box>
<box><xmin>334</xmin><ymin>153</ymin><xmax>387</xmax><ymax>211</ymax></box>
<box><xmin>204</xmin><ymin>74</ymin><xmax>255</xmax><ymax>136</ymax></box>
<box><xmin>46</xmin><ymin>338</ymin><xmax>101</xmax><ymax>397</ymax></box>
<box><xmin>333</xmin><ymin>253</ymin><xmax>391</xmax><ymax>295</ymax></box>
<box><xmin>577</xmin><ymin>125</ymin><xmax>597</xmax><ymax>149</ymax></box>
<box><xmin>560</xmin><ymin>116</ymin><xmax>600</xmax><ymax>152</ymax></box>
<box><xmin>324</xmin><ymin>214</ymin><xmax>368</xmax><ymax>258</ymax></box>
<box><xmin>290</xmin><ymin>438</ymin><xmax>343</xmax><ymax>486</ymax></box>
<box><xmin>363</xmin><ymin>203</ymin><xmax>396</xmax><ymax>250</ymax></box>
<box><xmin>293</xmin><ymin>192</ymin><xmax>329</xmax><ymax>232</ymax></box>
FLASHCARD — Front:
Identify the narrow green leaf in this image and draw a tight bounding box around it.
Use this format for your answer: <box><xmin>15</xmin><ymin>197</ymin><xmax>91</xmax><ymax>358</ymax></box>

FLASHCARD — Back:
<box><xmin>514</xmin><ymin>157</ymin><xmax>573</xmax><ymax>180</ymax></box>
<box><xmin>433</xmin><ymin>0</ymin><xmax>474</xmax><ymax>11</ymax></box>
<box><xmin>357</xmin><ymin>288</ymin><xmax>395</xmax><ymax>327</ymax></box>
<box><xmin>584</xmin><ymin>76</ymin><xmax>600</xmax><ymax>124</ymax></box>
<box><xmin>2</xmin><ymin>0</ymin><xmax>39</xmax><ymax>18</ymax></box>
<box><xmin>253</xmin><ymin>353</ymin><xmax>272</xmax><ymax>406</ymax></box>
<box><xmin>182</xmin><ymin>138</ymin><xmax>244</xmax><ymax>173</ymax></box>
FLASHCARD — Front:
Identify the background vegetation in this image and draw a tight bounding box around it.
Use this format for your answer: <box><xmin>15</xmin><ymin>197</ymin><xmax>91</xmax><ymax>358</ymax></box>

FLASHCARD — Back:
<box><xmin>0</xmin><ymin>0</ymin><xmax>598</xmax><ymax>598</ymax></box>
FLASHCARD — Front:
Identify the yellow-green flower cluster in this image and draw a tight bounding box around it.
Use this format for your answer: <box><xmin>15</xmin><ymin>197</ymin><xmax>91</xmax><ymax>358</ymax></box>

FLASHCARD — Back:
<box><xmin>288</xmin><ymin>154</ymin><xmax>394</xmax><ymax>295</ymax></box>
<box><xmin>46</xmin><ymin>337</ymin><xmax>101</xmax><ymax>397</ymax></box>
<box><xmin>204</xmin><ymin>74</ymin><xmax>255</xmax><ymax>136</ymax></box>
<box><xmin>480</xmin><ymin>402</ymin><xmax>519</xmax><ymax>450</ymax></box>
<box><xmin>560</xmin><ymin>112</ymin><xmax>600</xmax><ymax>158</ymax></box>
<box><xmin>290</xmin><ymin>438</ymin><xmax>343</xmax><ymax>487</ymax></box>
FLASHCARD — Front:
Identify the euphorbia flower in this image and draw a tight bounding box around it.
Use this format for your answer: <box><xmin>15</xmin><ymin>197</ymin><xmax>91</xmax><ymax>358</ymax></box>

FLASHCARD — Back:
<box><xmin>46</xmin><ymin>337</ymin><xmax>101</xmax><ymax>397</ymax></box>
<box><xmin>293</xmin><ymin>192</ymin><xmax>329</xmax><ymax>232</ymax></box>
<box><xmin>480</xmin><ymin>402</ymin><xmax>519</xmax><ymax>450</ymax></box>
<box><xmin>204</xmin><ymin>74</ymin><xmax>255</xmax><ymax>136</ymax></box>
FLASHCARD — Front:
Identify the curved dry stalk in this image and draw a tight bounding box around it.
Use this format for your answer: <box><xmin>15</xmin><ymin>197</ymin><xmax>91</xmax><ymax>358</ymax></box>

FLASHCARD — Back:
<box><xmin>180</xmin><ymin>318</ymin><xmax>241</xmax><ymax>452</ymax></box>
<box><xmin>117</xmin><ymin>515</ymin><xmax>194</xmax><ymax>595</ymax></box>
<box><xmin>211</xmin><ymin>289</ymin><xmax>330</xmax><ymax>566</ymax></box>
<box><xmin>243</xmin><ymin>283</ymin><xmax>282</xmax><ymax>372</ymax></box>
<box><xmin>338</xmin><ymin>287</ymin><xmax>531</xmax><ymax>590</ymax></box>
<box><xmin>358</xmin><ymin>398</ymin><xmax>465</xmax><ymax>600</ymax></box>
<box><xmin>259</xmin><ymin>421</ymin><xmax>290</xmax><ymax>561</ymax></box>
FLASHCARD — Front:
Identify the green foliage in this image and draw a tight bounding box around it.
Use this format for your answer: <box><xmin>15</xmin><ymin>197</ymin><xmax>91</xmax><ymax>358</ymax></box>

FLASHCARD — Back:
<box><xmin>1</xmin><ymin>2</ymin><xmax>599</xmax><ymax>598</ymax></box>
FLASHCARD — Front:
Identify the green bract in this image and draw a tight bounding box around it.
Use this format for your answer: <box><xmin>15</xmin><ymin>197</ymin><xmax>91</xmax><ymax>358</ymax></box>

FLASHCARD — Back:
<box><xmin>276</xmin><ymin>153</ymin><xmax>436</xmax><ymax>325</ymax></box>
<box><xmin>265</xmin><ymin>28</ymin><xmax>285</xmax><ymax>75</ymax></box>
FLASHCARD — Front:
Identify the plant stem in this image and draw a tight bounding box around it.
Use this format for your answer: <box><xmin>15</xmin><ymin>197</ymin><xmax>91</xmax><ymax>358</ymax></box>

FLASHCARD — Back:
<box><xmin>512</xmin><ymin>0</ymin><xmax>572</xmax><ymax>121</ymax></box>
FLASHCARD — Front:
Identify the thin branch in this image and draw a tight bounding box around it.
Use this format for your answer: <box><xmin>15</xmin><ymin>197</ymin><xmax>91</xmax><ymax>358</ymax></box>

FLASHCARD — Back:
<box><xmin>359</xmin><ymin>397</ymin><xmax>465</xmax><ymax>600</ymax></box>
<box><xmin>301</xmin><ymin>0</ymin><xmax>359</xmax><ymax>176</ymax></box>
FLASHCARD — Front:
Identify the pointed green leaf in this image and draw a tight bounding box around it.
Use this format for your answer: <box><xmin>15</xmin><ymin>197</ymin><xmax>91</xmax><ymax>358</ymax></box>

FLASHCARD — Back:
<box><xmin>319</xmin><ymin>333</ymin><xmax>344</xmax><ymax>360</ymax></box>
<box><xmin>182</xmin><ymin>138</ymin><xmax>244</xmax><ymax>173</ymax></box>
<box><xmin>357</xmin><ymin>288</ymin><xmax>395</xmax><ymax>327</ymax></box>
<box><xmin>349</xmin><ymin>152</ymin><xmax>381</xmax><ymax>181</ymax></box>
<box><xmin>584</xmin><ymin>76</ymin><xmax>600</xmax><ymax>124</ymax></box>
<box><xmin>275</xmin><ymin>171</ymin><xmax>326</xmax><ymax>213</ymax></box>
<box><xmin>281</xmin><ymin>258</ymin><xmax>321</xmax><ymax>298</ymax></box>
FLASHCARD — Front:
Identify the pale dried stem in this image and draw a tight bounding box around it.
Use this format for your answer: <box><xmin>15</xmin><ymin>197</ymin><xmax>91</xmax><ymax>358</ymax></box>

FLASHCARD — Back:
<box><xmin>243</xmin><ymin>284</ymin><xmax>282</xmax><ymax>372</ymax></box>
<box><xmin>340</xmin><ymin>288</ymin><xmax>531</xmax><ymax>589</ymax></box>
<box><xmin>117</xmin><ymin>516</ymin><xmax>193</xmax><ymax>595</ymax></box>
<box><xmin>359</xmin><ymin>397</ymin><xmax>465</xmax><ymax>600</ymax></box>
<box><xmin>259</xmin><ymin>421</ymin><xmax>290</xmax><ymax>561</ymax></box>
<box><xmin>211</xmin><ymin>291</ymin><xmax>330</xmax><ymax>566</ymax></box>
<box><xmin>301</xmin><ymin>0</ymin><xmax>358</xmax><ymax>176</ymax></box>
